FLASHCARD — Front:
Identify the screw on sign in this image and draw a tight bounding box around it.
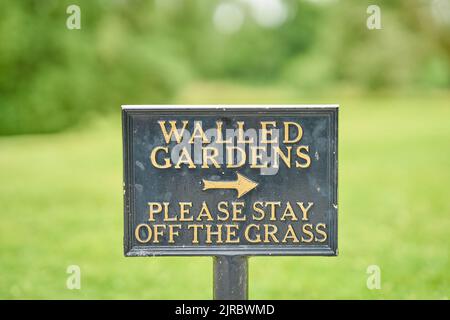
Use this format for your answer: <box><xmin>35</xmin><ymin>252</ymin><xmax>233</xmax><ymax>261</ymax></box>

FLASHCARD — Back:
<box><xmin>122</xmin><ymin>105</ymin><xmax>338</xmax><ymax>299</ymax></box>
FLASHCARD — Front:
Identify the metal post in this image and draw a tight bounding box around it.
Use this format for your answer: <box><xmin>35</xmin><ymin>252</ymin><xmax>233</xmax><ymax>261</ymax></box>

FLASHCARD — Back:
<box><xmin>213</xmin><ymin>256</ymin><xmax>248</xmax><ymax>300</ymax></box>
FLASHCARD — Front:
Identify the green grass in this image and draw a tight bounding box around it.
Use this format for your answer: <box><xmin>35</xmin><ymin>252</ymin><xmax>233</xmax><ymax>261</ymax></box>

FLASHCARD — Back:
<box><xmin>0</xmin><ymin>84</ymin><xmax>449</xmax><ymax>299</ymax></box>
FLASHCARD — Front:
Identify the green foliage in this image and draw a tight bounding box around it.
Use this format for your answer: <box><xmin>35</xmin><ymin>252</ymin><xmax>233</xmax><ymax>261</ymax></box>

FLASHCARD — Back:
<box><xmin>0</xmin><ymin>1</ymin><xmax>192</xmax><ymax>135</ymax></box>
<box><xmin>419</xmin><ymin>55</ymin><xmax>450</xmax><ymax>88</ymax></box>
<box><xmin>190</xmin><ymin>1</ymin><xmax>320</xmax><ymax>82</ymax></box>
<box><xmin>282</xmin><ymin>0</ymin><xmax>450</xmax><ymax>92</ymax></box>
<box><xmin>0</xmin><ymin>0</ymin><xmax>448</xmax><ymax>135</ymax></box>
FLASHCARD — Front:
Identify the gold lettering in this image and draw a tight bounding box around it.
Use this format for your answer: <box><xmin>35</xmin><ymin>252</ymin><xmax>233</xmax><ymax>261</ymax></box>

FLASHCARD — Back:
<box><xmin>237</xmin><ymin>121</ymin><xmax>254</xmax><ymax>143</ymax></box>
<box><xmin>205</xmin><ymin>225</ymin><xmax>223</xmax><ymax>244</ymax></box>
<box><xmin>264</xmin><ymin>224</ymin><xmax>279</xmax><ymax>243</ymax></box>
<box><xmin>266</xmin><ymin>201</ymin><xmax>281</xmax><ymax>221</ymax></box>
<box><xmin>250</xmin><ymin>146</ymin><xmax>268</xmax><ymax>168</ymax></box>
<box><xmin>252</xmin><ymin>201</ymin><xmax>265</xmax><ymax>221</ymax></box>
<box><xmin>148</xmin><ymin>202</ymin><xmax>162</xmax><ymax>221</ymax></box>
<box><xmin>179</xmin><ymin>202</ymin><xmax>193</xmax><ymax>221</ymax></box>
<box><xmin>201</xmin><ymin>147</ymin><xmax>221</xmax><ymax>169</ymax></box>
<box><xmin>189</xmin><ymin>122</ymin><xmax>210</xmax><ymax>144</ymax></box>
<box><xmin>158</xmin><ymin>120</ymin><xmax>188</xmax><ymax>144</ymax></box>
<box><xmin>174</xmin><ymin>147</ymin><xmax>196</xmax><ymax>169</ymax></box>
<box><xmin>225</xmin><ymin>225</ymin><xmax>240</xmax><ymax>243</ymax></box>
<box><xmin>284</xmin><ymin>122</ymin><xmax>303</xmax><ymax>143</ymax></box>
<box><xmin>226</xmin><ymin>146</ymin><xmax>246</xmax><ymax>168</ymax></box>
<box><xmin>245</xmin><ymin>224</ymin><xmax>261</xmax><ymax>243</ymax></box>
<box><xmin>163</xmin><ymin>202</ymin><xmax>176</xmax><ymax>221</ymax></box>
<box><xmin>150</xmin><ymin>146</ymin><xmax>171</xmax><ymax>169</ymax></box>
<box><xmin>297</xmin><ymin>202</ymin><xmax>313</xmax><ymax>221</ymax></box>
<box><xmin>217</xmin><ymin>201</ymin><xmax>230</xmax><ymax>221</ymax></box>
<box><xmin>315</xmin><ymin>223</ymin><xmax>328</xmax><ymax>242</ymax></box>
<box><xmin>216</xmin><ymin>121</ymin><xmax>232</xmax><ymax>144</ymax></box>
<box><xmin>273</xmin><ymin>146</ymin><xmax>292</xmax><ymax>168</ymax></box>
<box><xmin>282</xmin><ymin>224</ymin><xmax>300</xmax><ymax>243</ymax></box>
<box><xmin>168</xmin><ymin>224</ymin><xmax>181</xmax><ymax>243</ymax></box>
<box><xmin>301</xmin><ymin>224</ymin><xmax>314</xmax><ymax>243</ymax></box>
<box><xmin>260</xmin><ymin>121</ymin><xmax>277</xmax><ymax>143</ymax></box>
<box><xmin>152</xmin><ymin>224</ymin><xmax>166</xmax><ymax>243</ymax></box>
<box><xmin>188</xmin><ymin>224</ymin><xmax>204</xmax><ymax>244</ymax></box>
<box><xmin>295</xmin><ymin>146</ymin><xmax>311</xmax><ymax>168</ymax></box>
<box><xmin>197</xmin><ymin>201</ymin><xmax>214</xmax><ymax>221</ymax></box>
<box><xmin>232</xmin><ymin>202</ymin><xmax>246</xmax><ymax>221</ymax></box>
<box><xmin>280</xmin><ymin>202</ymin><xmax>298</xmax><ymax>221</ymax></box>
<box><xmin>135</xmin><ymin>224</ymin><xmax>152</xmax><ymax>243</ymax></box>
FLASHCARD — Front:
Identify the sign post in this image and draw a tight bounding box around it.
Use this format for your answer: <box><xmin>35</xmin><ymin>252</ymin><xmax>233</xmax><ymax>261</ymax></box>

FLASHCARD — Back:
<box><xmin>122</xmin><ymin>105</ymin><xmax>338</xmax><ymax>299</ymax></box>
<box><xmin>214</xmin><ymin>256</ymin><xmax>248</xmax><ymax>300</ymax></box>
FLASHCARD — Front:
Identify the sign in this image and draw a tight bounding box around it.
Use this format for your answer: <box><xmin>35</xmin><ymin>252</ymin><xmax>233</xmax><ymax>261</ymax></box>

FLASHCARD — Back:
<box><xmin>122</xmin><ymin>105</ymin><xmax>338</xmax><ymax>256</ymax></box>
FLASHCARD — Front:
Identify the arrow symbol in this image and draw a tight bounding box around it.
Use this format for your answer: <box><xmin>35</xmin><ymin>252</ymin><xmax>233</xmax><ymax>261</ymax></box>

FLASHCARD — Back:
<box><xmin>202</xmin><ymin>173</ymin><xmax>258</xmax><ymax>198</ymax></box>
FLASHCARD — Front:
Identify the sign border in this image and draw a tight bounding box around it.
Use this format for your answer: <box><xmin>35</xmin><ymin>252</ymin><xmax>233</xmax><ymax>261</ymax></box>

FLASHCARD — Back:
<box><xmin>122</xmin><ymin>105</ymin><xmax>338</xmax><ymax>257</ymax></box>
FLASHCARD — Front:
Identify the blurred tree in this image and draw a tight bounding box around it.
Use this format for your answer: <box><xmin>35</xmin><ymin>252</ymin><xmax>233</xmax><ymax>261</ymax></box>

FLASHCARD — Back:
<box><xmin>0</xmin><ymin>0</ymin><xmax>191</xmax><ymax>135</ymax></box>
<box><xmin>282</xmin><ymin>0</ymin><xmax>450</xmax><ymax>92</ymax></box>
<box><xmin>0</xmin><ymin>0</ymin><xmax>448</xmax><ymax>135</ymax></box>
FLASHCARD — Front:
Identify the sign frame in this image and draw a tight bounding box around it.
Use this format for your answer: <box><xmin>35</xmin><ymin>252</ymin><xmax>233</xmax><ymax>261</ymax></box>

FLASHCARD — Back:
<box><xmin>122</xmin><ymin>105</ymin><xmax>338</xmax><ymax>257</ymax></box>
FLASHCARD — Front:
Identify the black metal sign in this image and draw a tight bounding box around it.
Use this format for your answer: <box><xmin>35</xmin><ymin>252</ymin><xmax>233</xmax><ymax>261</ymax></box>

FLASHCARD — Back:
<box><xmin>122</xmin><ymin>105</ymin><xmax>338</xmax><ymax>256</ymax></box>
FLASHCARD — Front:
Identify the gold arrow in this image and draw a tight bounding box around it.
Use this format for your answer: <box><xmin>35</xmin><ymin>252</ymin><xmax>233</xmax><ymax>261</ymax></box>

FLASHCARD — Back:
<box><xmin>202</xmin><ymin>173</ymin><xmax>258</xmax><ymax>198</ymax></box>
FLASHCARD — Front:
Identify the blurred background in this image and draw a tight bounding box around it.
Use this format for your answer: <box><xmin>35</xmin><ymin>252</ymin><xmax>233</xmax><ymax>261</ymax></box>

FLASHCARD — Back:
<box><xmin>0</xmin><ymin>0</ymin><xmax>449</xmax><ymax>299</ymax></box>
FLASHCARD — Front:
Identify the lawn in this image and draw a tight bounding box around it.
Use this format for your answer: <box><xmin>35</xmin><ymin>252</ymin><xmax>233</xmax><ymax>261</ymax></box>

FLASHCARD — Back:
<box><xmin>0</xmin><ymin>83</ymin><xmax>449</xmax><ymax>299</ymax></box>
